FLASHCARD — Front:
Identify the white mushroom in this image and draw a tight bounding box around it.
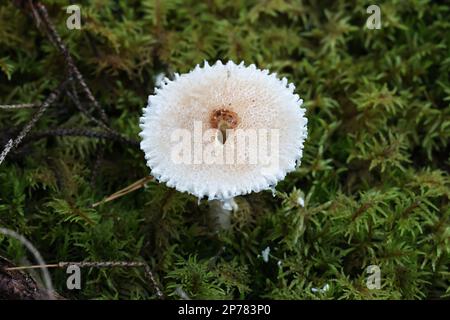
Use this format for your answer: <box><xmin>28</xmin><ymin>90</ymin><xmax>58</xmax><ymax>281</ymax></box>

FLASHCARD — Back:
<box><xmin>140</xmin><ymin>61</ymin><xmax>307</xmax><ymax>202</ymax></box>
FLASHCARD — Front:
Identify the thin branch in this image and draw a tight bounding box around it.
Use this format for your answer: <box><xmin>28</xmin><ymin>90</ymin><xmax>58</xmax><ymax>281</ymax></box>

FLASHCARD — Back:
<box><xmin>67</xmin><ymin>82</ymin><xmax>106</xmax><ymax>129</ymax></box>
<box><xmin>9</xmin><ymin>2</ymin><xmax>140</xmax><ymax>151</ymax></box>
<box><xmin>0</xmin><ymin>103</ymin><xmax>39</xmax><ymax>109</ymax></box>
<box><xmin>66</xmin><ymin>85</ymin><xmax>139</xmax><ymax>146</ymax></box>
<box><xmin>25</xmin><ymin>128</ymin><xmax>139</xmax><ymax>147</ymax></box>
<box><xmin>33</xmin><ymin>1</ymin><xmax>109</xmax><ymax>125</ymax></box>
<box><xmin>0</xmin><ymin>99</ymin><xmax>140</xmax><ymax>147</ymax></box>
<box><xmin>0</xmin><ymin>102</ymin><xmax>97</xmax><ymax>109</ymax></box>
<box><xmin>0</xmin><ymin>79</ymin><xmax>67</xmax><ymax>165</ymax></box>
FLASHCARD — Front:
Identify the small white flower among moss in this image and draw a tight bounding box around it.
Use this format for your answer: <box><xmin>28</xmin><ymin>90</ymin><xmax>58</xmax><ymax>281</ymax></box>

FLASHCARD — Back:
<box><xmin>140</xmin><ymin>61</ymin><xmax>307</xmax><ymax>201</ymax></box>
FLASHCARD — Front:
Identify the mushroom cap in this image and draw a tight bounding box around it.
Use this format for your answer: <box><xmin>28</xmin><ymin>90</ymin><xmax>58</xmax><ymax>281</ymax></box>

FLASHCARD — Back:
<box><xmin>140</xmin><ymin>61</ymin><xmax>307</xmax><ymax>200</ymax></box>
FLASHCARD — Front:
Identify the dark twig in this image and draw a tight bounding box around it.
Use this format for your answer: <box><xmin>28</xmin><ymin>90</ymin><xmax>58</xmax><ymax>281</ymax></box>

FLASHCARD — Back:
<box><xmin>32</xmin><ymin>2</ymin><xmax>109</xmax><ymax>125</ymax></box>
<box><xmin>24</xmin><ymin>128</ymin><xmax>140</xmax><ymax>146</ymax></box>
<box><xmin>9</xmin><ymin>1</ymin><xmax>140</xmax><ymax>152</ymax></box>
<box><xmin>0</xmin><ymin>102</ymin><xmax>97</xmax><ymax>109</ymax></box>
<box><xmin>67</xmin><ymin>82</ymin><xmax>106</xmax><ymax>130</ymax></box>
<box><xmin>0</xmin><ymin>80</ymin><xmax>67</xmax><ymax>165</ymax></box>
<box><xmin>66</xmin><ymin>84</ymin><xmax>139</xmax><ymax>146</ymax></box>
<box><xmin>0</xmin><ymin>103</ymin><xmax>39</xmax><ymax>109</ymax></box>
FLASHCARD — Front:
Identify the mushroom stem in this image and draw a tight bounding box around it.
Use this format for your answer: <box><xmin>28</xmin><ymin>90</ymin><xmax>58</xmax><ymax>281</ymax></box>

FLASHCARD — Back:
<box><xmin>209</xmin><ymin>198</ymin><xmax>238</xmax><ymax>230</ymax></box>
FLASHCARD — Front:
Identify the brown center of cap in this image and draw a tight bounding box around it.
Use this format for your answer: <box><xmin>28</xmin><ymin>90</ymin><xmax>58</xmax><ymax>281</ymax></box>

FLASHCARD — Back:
<box><xmin>210</xmin><ymin>108</ymin><xmax>239</xmax><ymax>144</ymax></box>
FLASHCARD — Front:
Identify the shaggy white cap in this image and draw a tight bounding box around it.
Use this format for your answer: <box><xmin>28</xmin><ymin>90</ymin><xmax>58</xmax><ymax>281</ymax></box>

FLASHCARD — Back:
<box><xmin>140</xmin><ymin>61</ymin><xmax>307</xmax><ymax>201</ymax></box>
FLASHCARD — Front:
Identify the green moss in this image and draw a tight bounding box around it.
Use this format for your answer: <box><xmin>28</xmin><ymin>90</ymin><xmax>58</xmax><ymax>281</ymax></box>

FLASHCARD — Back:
<box><xmin>0</xmin><ymin>0</ymin><xmax>448</xmax><ymax>299</ymax></box>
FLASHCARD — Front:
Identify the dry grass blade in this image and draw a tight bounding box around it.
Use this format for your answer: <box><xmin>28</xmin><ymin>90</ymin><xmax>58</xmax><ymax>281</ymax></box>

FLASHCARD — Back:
<box><xmin>92</xmin><ymin>176</ymin><xmax>154</xmax><ymax>207</ymax></box>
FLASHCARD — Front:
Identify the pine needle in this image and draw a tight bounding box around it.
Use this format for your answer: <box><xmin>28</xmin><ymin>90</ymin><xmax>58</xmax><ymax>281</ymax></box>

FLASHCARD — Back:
<box><xmin>92</xmin><ymin>176</ymin><xmax>154</xmax><ymax>207</ymax></box>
